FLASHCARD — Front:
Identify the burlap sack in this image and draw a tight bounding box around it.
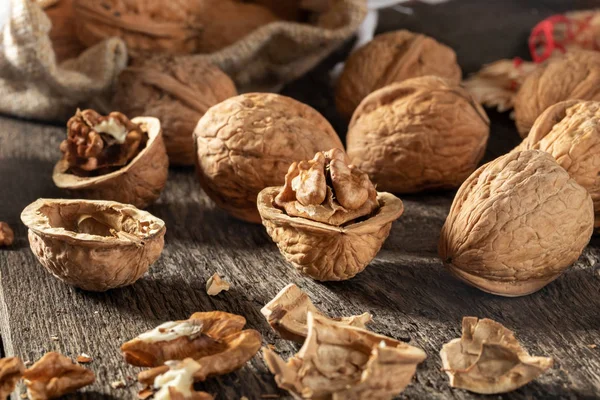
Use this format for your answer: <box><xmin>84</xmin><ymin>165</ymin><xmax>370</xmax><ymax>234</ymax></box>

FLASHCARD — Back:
<box><xmin>0</xmin><ymin>0</ymin><xmax>366</xmax><ymax>122</ymax></box>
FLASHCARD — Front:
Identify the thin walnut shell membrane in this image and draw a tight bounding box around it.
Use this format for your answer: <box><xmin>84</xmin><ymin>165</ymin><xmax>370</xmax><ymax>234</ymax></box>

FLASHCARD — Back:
<box><xmin>515</xmin><ymin>100</ymin><xmax>600</xmax><ymax>230</ymax></box>
<box><xmin>440</xmin><ymin>317</ymin><xmax>553</xmax><ymax>394</ymax></box>
<box><xmin>439</xmin><ymin>150</ymin><xmax>593</xmax><ymax>296</ymax></box>
<box><xmin>21</xmin><ymin>198</ymin><xmax>165</xmax><ymax>292</ymax></box>
<box><xmin>258</xmin><ymin>187</ymin><xmax>403</xmax><ymax>281</ymax></box>
<box><xmin>263</xmin><ymin>312</ymin><xmax>426</xmax><ymax>399</ymax></box>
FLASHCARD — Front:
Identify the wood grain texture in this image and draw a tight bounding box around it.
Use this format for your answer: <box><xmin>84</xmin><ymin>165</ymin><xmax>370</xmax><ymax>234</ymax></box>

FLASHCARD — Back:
<box><xmin>1</xmin><ymin>1</ymin><xmax>600</xmax><ymax>399</ymax></box>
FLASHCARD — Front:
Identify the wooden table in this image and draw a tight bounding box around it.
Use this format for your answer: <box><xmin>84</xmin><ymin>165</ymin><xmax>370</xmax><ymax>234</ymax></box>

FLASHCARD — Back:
<box><xmin>1</xmin><ymin>1</ymin><xmax>599</xmax><ymax>399</ymax></box>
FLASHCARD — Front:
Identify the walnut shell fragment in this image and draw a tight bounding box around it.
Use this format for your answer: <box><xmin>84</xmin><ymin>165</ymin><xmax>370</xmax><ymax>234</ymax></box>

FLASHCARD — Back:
<box><xmin>263</xmin><ymin>312</ymin><xmax>426</xmax><ymax>399</ymax></box>
<box><xmin>259</xmin><ymin>187</ymin><xmax>403</xmax><ymax>281</ymax></box>
<box><xmin>439</xmin><ymin>150</ymin><xmax>594</xmax><ymax>296</ymax></box>
<box><xmin>440</xmin><ymin>317</ymin><xmax>554</xmax><ymax>394</ymax></box>
<box><xmin>261</xmin><ymin>283</ymin><xmax>372</xmax><ymax>342</ymax></box>
<box><xmin>0</xmin><ymin>357</ymin><xmax>25</xmax><ymax>399</ymax></box>
<box><xmin>336</xmin><ymin>30</ymin><xmax>462</xmax><ymax>118</ymax></box>
<box><xmin>53</xmin><ymin>113</ymin><xmax>168</xmax><ymax>209</ymax></box>
<box><xmin>515</xmin><ymin>100</ymin><xmax>600</xmax><ymax>230</ymax></box>
<box><xmin>24</xmin><ymin>352</ymin><xmax>95</xmax><ymax>400</ymax></box>
<box><xmin>514</xmin><ymin>50</ymin><xmax>600</xmax><ymax>137</ymax></box>
<box><xmin>21</xmin><ymin>198</ymin><xmax>166</xmax><ymax>292</ymax></box>
<box><xmin>194</xmin><ymin>93</ymin><xmax>344</xmax><ymax>223</ymax></box>
<box><xmin>347</xmin><ymin>76</ymin><xmax>490</xmax><ymax>193</ymax></box>
<box><xmin>0</xmin><ymin>222</ymin><xmax>14</xmax><ymax>247</ymax></box>
<box><xmin>151</xmin><ymin>359</ymin><xmax>214</xmax><ymax>400</ymax></box>
<box><xmin>114</xmin><ymin>57</ymin><xmax>237</xmax><ymax>166</ymax></box>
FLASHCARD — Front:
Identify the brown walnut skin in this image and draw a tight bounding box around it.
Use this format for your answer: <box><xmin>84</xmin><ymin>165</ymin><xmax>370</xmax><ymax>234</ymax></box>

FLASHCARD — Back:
<box><xmin>514</xmin><ymin>50</ymin><xmax>600</xmax><ymax>137</ymax></box>
<box><xmin>53</xmin><ymin>116</ymin><xmax>168</xmax><ymax>209</ymax></box>
<box><xmin>347</xmin><ymin>76</ymin><xmax>490</xmax><ymax>193</ymax></box>
<box><xmin>258</xmin><ymin>187</ymin><xmax>404</xmax><ymax>280</ymax></box>
<box><xmin>114</xmin><ymin>57</ymin><xmax>237</xmax><ymax>166</ymax></box>
<box><xmin>21</xmin><ymin>198</ymin><xmax>166</xmax><ymax>292</ymax></box>
<box><xmin>194</xmin><ymin>93</ymin><xmax>344</xmax><ymax>223</ymax></box>
<box><xmin>439</xmin><ymin>150</ymin><xmax>594</xmax><ymax>297</ymax></box>
<box><xmin>0</xmin><ymin>357</ymin><xmax>25</xmax><ymax>399</ymax></box>
<box><xmin>515</xmin><ymin>100</ymin><xmax>600</xmax><ymax>230</ymax></box>
<box><xmin>335</xmin><ymin>30</ymin><xmax>462</xmax><ymax>119</ymax></box>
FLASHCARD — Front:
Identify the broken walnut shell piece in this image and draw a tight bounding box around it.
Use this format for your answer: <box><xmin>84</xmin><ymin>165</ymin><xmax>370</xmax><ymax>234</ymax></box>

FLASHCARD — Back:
<box><xmin>439</xmin><ymin>150</ymin><xmax>593</xmax><ymax>296</ymax></box>
<box><xmin>258</xmin><ymin>187</ymin><xmax>403</xmax><ymax>281</ymax></box>
<box><xmin>21</xmin><ymin>198</ymin><xmax>166</xmax><ymax>292</ymax></box>
<box><xmin>0</xmin><ymin>357</ymin><xmax>25</xmax><ymax>399</ymax></box>
<box><xmin>53</xmin><ymin>113</ymin><xmax>168</xmax><ymax>209</ymax></box>
<box><xmin>440</xmin><ymin>317</ymin><xmax>554</xmax><ymax>394</ymax></box>
<box><xmin>0</xmin><ymin>222</ymin><xmax>14</xmax><ymax>247</ymax></box>
<box><xmin>24</xmin><ymin>352</ymin><xmax>95</xmax><ymax>400</ymax></box>
<box><xmin>261</xmin><ymin>283</ymin><xmax>372</xmax><ymax>342</ymax></box>
<box><xmin>263</xmin><ymin>312</ymin><xmax>427</xmax><ymax>400</ymax></box>
<box><xmin>151</xmin><ymin>359</ymin><xmax>214</xmax><ymax>400</ymax></box>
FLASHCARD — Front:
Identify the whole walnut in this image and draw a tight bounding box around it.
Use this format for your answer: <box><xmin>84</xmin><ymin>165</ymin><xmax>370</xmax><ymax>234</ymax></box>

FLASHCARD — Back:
<box><xmin>439</xmin><ymin>150</ymin><xmax>594</xmax><ymax>297</ymax></box>
<box><xmin>346</xmin><ymin>76</ymin><xmax>490</xmax><ymax>194</ymax></box>
<box><xmin>114</xmin><ymin>57</ymin><xmax>237</xmax><ymax>166</ymax></box>
<box><xmin>335</xmin><ymin>30</ymin><xmax>462</xmax><ymax>119</ymax></box>
<box><xmin>516</xmin><ymin>100</ymin><xmax>600</xmax><ymax>229</ymax></box>
<box><xmin>514</xmin><ymin>50</ymin><xmax>600</xmax><ymax>137</ymax></box>
<box><xmin>44</xmin><ymin>0</ymin><xmax>86</xmax><ymax>62</ymax></box>
<box><xmin>194</xmin><ymin>93</ymin><xmax>344</xmax><ymax>223</ymax></box>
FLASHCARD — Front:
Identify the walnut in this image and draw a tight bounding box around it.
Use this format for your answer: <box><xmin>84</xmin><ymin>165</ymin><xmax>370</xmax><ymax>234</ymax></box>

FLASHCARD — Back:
<box><xmin>251</xmin><ymin>0</ymin><xmax>331</xmax><ymax>20</ymax></box>
<box><xmin>335</xmin><ymin>30</ymin><xmax>462</xmax><ymax>119</ymax></box>
<box><xmin>0</xmin><ymin>357</ymin><xmax>25</xmax><ymax>399</ymax></box>
<box><xmin>73</xmin><ymin>0</ymin><xmax>278</xmax><ymax>55</ymax></box>
<box><xmin>53</xmin><ymin>109</ymin><xmax>169</xmax><ymax>208</ymax></box>
<box><xmin>263</xmin><ymin>312</ymin><xmax>427</xmax><ymax>399</ymax></box>
<box><xmin>439</xmin><ymin>150</ymin><xmax>594</xmax><ymax>296</ymax></box>
<box><xmin>516</xmin><ymin>100</ymin><xmax>600</xmax><ymax>230</ymax></box>
<box><xmin>23</xmin><ymin>352</ymin><xmax>95</xmax><ymax>400</ymax></box>
<box><xmin>0</xmin><ymin>222</ymin><xmax>14</xmax><ymax>247</ymax></box>
<box><xmin>114</xmin><ymin>57</ymin><xmax>237</xmax><ymax>166</ymax></box>
<box><xmin>514</xmin><ymin>50</ymin><xmax>600</xmax><ymax>137</ymax></box>
<box><xmin>43</xmin><ymin>0</ymin><xmax>86</xmax><ymax>62</ymax></box>
<box><xmin>261</xmin><ymin>283</ymin><xmax>372</xmax><ymax>342</ymax></box>
<box><xmin>21</xmin><ymin>198</ymin><xmax>166</xmax><ymax>291</ymax></box>
<box><xmin>347</xmin><ymin>76</ymin><xmax>490</xmax><ymax>193</ymax></box>
<box><xmin>440</xmin><ymin>317</ymin><xmax>553</xmax><ymax>394</ymax></box>
<box><xmin>194</xmin><ymin>93</ymin><xmax>344</xmax><ymax>223</ymax></box>
<box><xmin>206</xmin><ymin>274</ymin><xmax>230</xmax><ymax>296</ymax></box>
<box><xmin>274</xmin><ymin>148</ymin><xmax>378</xmax><ymax>226</ymax></box>
<box><xmin>151</xmin><ymin>359</ymin><xmax>214</xmax><ymax>400</ymax></box>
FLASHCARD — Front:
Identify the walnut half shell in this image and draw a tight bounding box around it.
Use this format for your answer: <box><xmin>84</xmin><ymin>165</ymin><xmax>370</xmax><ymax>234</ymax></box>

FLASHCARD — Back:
<box><xmin>258</xmin><ymin>187</ymin><xmax>403</xmax><ymax>281</ymax></box>
<box><xmin>53</xmin><ymin>116</ymin><xmax>169</xmax><ymax>209</ymax></box>
<box><xmin>21</xmin><ymin>198</ymin><xmax>166</xmax><ymax>291</ymax></box>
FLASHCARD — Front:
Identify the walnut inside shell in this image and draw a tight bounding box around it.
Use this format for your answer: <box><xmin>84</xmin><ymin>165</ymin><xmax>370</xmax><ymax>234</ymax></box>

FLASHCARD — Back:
<box><xmin>21</xmin><ymin>198</ymin><xmax>166</xmax><ymax>291</ymax></box>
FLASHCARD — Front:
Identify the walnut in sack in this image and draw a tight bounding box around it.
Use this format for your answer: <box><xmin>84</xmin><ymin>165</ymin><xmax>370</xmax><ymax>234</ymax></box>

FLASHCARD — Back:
<box><xmin>52</xmin><ymin>109</ymin><xmax>168</xmax><ymax>208</ymax></box>
<box><xmin>258</xmin><ymin>149</ymin><xmax>404</xmax><ymax>281</ymax></box>
<box><xmin>336</xmin><ymin>30</ymin><xmax>462</xmax><ymax>119</ymax></box>
<box><xmin>0</xmin><ymin>222</ymin><xmax>14</xmax><ymax>247</ymax></box>
<box><xmin>43</xmin><ymin>0</ymin><xmax>87</xmax><ymax>62</ymax></box>
<box><xmin>347</xmin><ymin>76</ymin><xmax>490</xmax><ymax>193</ymax></box>
<box><xmin>24</xmin><ymin>352</ymin><xmax>95</xmax><ymax>400</ymax></box>
<box><xmin>440</xmin><ymin>317</ymin><xmax>553</xmax><ymax>394</ymax></box>
<box><xmin>0</xmin><ymin>357</ymin><xmax>25</xmax><ymax>399</ymax></box>
<box><xmin>263</xmin><ymin>312</ymin><xmax>427</xmax><ymax>399</ymax></box>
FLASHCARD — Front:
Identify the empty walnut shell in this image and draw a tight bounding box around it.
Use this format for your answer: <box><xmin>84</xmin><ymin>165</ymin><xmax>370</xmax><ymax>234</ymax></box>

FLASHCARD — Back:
<box><xmin>194</xmin><ymin>93</ymin><xmax>344</xmax><ymax>223</ymax></box>
<box><xmin>53</xmin><ymin>116</ymin><xmax>168</xmax><ymax>209</ymax></box>
<box><xmin>258</xmin><ymin>187</ymin><xmax>403</xmax><ymax>280</ymax></box>
<box><xmin>515</xmin><ymin>100</ymin><xmax>600</xmax><ymax>230</ymax></box>
<box><xmin>347</xmin><ymin>76</ymin><xmax>490</xmax><ymax>193</ymax></box>
<box><xmin>439</xmin><ymin>150</ymin><xmax>594</xmax><ymax>296</ymax></box>
<box><xmin>514</xmin><ymin>50</ymin><xmax>600</xmax><ymax>137</ymax></box>
<box><xmin>21</xmin><ymin>198</ymin><xmax>166</xmax><ymax>291</ymax></box>
<box><xmin>336</xmin><ymin>30</ymin><xmax>462</xmax><ymax>119</ymax></box>
<box><xmin>114</xmin><ymin>57</ymin><xmax>237</xmax><ymax>166</ymax></box>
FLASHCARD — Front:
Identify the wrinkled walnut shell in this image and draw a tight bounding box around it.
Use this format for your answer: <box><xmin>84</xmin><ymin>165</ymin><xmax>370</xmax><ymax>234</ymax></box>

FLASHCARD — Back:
<box><xmin>439</xmin><ymin>150</ymin><xmax>594</xmax><ymax>296</ymax></box>
<box><xmin>21</xmin><ymin>198</ymin><xmax>166</xmax><ymax>292</ymax></box>
<box><xmin>53</xmin><ymin>116</ymin><xmax>168</xmax><ymax>209</ymax></box>
<box><xmin>336</xmin><ymin>30</ymin><xmax>462</xmax><ymax>119</ymax></box>
<box><xmin>515</xmin><ymin>100</ymin><xmax>600</xmax><ymax>230</ymax></box>
<box><xmin>347</xmin><ymin>76</ymin><xmax>490</xmax><ymax>193</ymax></box>
<box><xmin>194</xmin><ymin>93</ymin><xmax>344</xmax><ymax>223</ymax></box>
<box><xmin>114</xmin><ymin>57</ymin><xmax>237</xmax><ymax>166</ymax></box>
<box><xmin>514</xmin><ymin>50</ymin><xmax>600</xmax><ymax>137</ymax></box>
<box><xmin>258</xmin><ymin>187</ymin><xmax>403</xmax><ymax>280</ymax></box>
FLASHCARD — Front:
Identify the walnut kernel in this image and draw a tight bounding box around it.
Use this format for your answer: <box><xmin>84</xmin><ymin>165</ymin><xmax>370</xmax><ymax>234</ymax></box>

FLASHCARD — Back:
<box><xmin>0</xmin><ymin>357</ymin><xmax>25</xmax><ymax>399</ymax></box>
<box><xmin>206</xmin><ymin>274</ymin><xmax>231</xmax><ymax>296</ymax></box>
<box><xmin>0</xmin><ymin>222</ymin><xmax>14</xmax><ymax>247</ymax></box>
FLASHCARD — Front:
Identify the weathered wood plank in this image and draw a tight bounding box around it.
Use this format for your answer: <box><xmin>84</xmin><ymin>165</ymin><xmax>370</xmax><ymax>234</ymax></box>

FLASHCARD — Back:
<box><xmin>1</xmin><ymin>1</ymin><xmax>600</xmax><ymax>399</ymax></box>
